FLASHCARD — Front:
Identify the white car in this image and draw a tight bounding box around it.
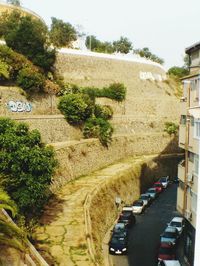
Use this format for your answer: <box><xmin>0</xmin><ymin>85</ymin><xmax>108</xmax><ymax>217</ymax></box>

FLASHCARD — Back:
<box><xmin>159</xmin><ymin>176</ymin><xmax>169</xmax><ymax>188</ymax></box>
<box><xmin>139</xmin><ymin>194</ymin><xmax>151</xmax><ymax>206</ymax></box>
<box><xmin>158</xmin><ymin>260</ymin><xmax>181</xmax><ymax>266</ymax></box>
<box><xmin>167</xmin><ymin>217</ymin><xmax>185</xmax><ymax>235</ymax></box>
<box><xmin>132</xmin><ymin>200</ymin><xmax>144</xmax><ymax>214</ymax></box>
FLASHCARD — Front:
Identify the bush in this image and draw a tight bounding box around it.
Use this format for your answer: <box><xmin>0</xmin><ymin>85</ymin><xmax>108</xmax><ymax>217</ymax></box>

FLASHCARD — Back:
<box><xmin>102</xmin><ymin>83</ymin><xmax>126</xmax><ymax>102</ymax></box>
<box><xmin>94</xmin><ymin>104</ymin><xmax>113</xmax><ymax>120</ymax></box>
<box><xmin>44</xmin><ymin>79</ymin><xmax>60</xmax><ymax>95</ymax></box>
<box><xmin>0</xmin><ymin>60</ymin><xmax>10</xmax><ymax>80</ymax></box>
<box><xmin>0</xmin><ymin>118</ymin><xmax>57</xmax><ymax>218</ymax></box>
<box><xmin>83</xmin><ymin>117</ymin><xmax>113</xmax><ymax>146</ymax></box>
<box><xmin>17</xmin><ymin>67</ymin><xmax>45</xmax><ymax>92</ymax></box>
<box><xmin>58</xmin><ymin>94</ymin><xmax>94</xmax><ymax>125</ymax></box>
<box><xmin>164</xmin><ymin>122</ymin><xmax>179</xmax><ymax>135</ymax></box>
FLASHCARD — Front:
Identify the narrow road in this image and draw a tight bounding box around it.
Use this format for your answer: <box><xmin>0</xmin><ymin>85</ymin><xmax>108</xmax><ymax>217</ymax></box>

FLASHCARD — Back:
<box><xmin>111</xmin><ymin>183</ymin><xmax>178</xmax><ymax>266</ymax></box>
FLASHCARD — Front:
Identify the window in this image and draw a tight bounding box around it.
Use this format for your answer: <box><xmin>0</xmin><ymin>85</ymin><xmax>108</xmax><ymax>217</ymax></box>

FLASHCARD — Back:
<box><xmin>194</xmin><ymin>154</ymin><xmax>199</xmax><ymax>175</ymax></box>
<box><xmin>190</xmin><ymin>116</ymin><xmax>194</xmax><ymax>126</ymax></box>
<box><xmin>191</xmin><ymin>191</ymin><xmax>197</xmax><ymax>213</ymax></box>
<box><xmin>194</xmin><ymin>119</ymin><xmax>200</xmax><ymax>139</ymax></box>
<box><xmin>189</xmin><ymin>152</ymin><xmax>194</xmax><ymax>163</ymax></box>
<box><xmin>180</xmin><ymin>115</ymin><xmax>186</xmax><ymax>125</ymax></box>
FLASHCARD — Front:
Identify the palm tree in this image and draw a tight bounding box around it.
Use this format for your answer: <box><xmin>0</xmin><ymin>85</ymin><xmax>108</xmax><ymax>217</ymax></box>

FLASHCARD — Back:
<box><xmin>0</xmin><ymin>188</ymin><xmax>26</xmax><ymax>251</ymax></box>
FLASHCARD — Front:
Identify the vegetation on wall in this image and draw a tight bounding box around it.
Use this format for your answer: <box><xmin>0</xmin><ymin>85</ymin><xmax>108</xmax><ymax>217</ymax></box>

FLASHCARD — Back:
<box><xmin>58</xmin><ymin>82</ymin><xmax>126</xmax><ymax>146</ymax></box>
<box><xmin>0</xmin><ymin>118</ymin><xmax>57</xmax><ymax>218</ymax></box>
<box><xmin>164</xmin><ymin>122</ymin><xmax>179</xmax><ymax>136</ymax></box>
<box><xmin>134</xmin><ymin>47</ymin><xmax>164</xmax><ymax>65</ymax></box>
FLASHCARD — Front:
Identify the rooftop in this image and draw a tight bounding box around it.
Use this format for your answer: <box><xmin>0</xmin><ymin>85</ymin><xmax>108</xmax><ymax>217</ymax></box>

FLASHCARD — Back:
<box><xmin>185</xmin><ymin>41</ymin><xmax>200</xmax><ymax>54</ymax></box>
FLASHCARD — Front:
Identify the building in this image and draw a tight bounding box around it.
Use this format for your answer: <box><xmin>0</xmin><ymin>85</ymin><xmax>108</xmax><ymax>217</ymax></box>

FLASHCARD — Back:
<box><xmin>177</xmin><ymin>41</ymin><xmax>200</xmax><ymax>265</ymax></box>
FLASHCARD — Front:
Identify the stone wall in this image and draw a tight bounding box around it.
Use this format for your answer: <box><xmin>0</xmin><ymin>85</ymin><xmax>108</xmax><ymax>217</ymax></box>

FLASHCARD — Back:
<box><xmin>50</xmin><ymin>133</ymin><xmax>181</xmax><ymax>192</ymax></box>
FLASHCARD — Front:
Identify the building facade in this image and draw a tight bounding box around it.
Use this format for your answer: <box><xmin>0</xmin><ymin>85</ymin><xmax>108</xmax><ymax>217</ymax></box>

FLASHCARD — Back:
<box><xmin>177</xmin><ymin>41</ymin><xmax>200</xmax><ymax>265</ymax></box>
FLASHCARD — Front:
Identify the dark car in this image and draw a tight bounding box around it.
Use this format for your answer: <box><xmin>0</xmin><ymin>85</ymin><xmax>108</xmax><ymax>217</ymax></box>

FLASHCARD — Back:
<box><xmin>158</xmin><ymin>242</ymin><xmax>176</xmax><ymax>261</ymax></box>
<box><xmin>160</xmin><ymin>227</ymin><xmax>179</xmax><ymax>245</ymax></box>
<box><xmin>118</xmin><ymin>211</ymin><xmax>136</xmax><ymax>228</ymax></box>
<box><xmin>109</xmin><ymin>234</ymin><xmax>128</xmax><ymax>255</ymax></box>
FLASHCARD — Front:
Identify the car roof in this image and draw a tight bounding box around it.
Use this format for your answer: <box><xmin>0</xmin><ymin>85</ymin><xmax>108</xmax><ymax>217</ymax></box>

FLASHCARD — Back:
<box><xmin>170</xmin><ymin>217</ymin><xmax>184</xmax><ymax>223</ymax></box>
<box><xmin>161</xmin><ymin>260</ymin><xmax>181</xmax><ymax>266</ymax></box>
<box><xmin>165</xmin><ymin>227</ymin><xmax>178</xmax><ymax>232</ymax></box>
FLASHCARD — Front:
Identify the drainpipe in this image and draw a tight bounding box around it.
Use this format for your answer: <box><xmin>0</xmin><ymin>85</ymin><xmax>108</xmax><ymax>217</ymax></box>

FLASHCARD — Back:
<box><xmin>183</xmin><ymin>81</ymin><xmax>190</xmax><ymax>215</ymax></box>
<box><xmin>194</xmin><ymin>75</ymin><xmax>200</xmax><ymax>266</ymax></box>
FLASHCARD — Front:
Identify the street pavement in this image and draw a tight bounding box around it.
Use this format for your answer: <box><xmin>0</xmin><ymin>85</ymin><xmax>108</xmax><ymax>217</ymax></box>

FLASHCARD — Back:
<box><xmin>111</xmin><ymin>183</ymin><xmax>184</xmax><ymax>266</ymax></box>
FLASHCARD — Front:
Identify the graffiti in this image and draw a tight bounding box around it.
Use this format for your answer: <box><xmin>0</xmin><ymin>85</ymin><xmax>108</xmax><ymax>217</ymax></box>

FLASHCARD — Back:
<box><xmin>139</xmin><ymin>71</ymin><xmax>166</xmax><ymax>81</ymax></box>
<box><xmin>7</xmin><ymin>101</ymin><xmax>32</xmax><ymax>112</ymax></box>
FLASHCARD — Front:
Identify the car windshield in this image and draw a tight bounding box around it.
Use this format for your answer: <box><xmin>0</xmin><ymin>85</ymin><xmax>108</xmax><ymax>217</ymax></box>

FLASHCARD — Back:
<box><xmin>148</xmin><ymin>189</ymin><xmax>156</xmax><ymax>193</ymax></box>
<box><xmin>163</xmin><ymin>231</ymin><xmax>176</xmax><ymax>238</ymax></box>
<box><xmin>114</xmin><ymin>223</ymin><xmax>125</xmax><ymax>231</ymax></box>
<box><xmin>160</xmin><ymin>177</ymin><xmax>167</xmax><ymax>182</ymax></box>
<box><xmin>170</xmin><ymin>221</ymin><xmax>181</xmax><ymax>227</ymax></box>
<box><xmin>133</xmin><ymin>202</ymin><xmax>143</xmax><ymax>206</ymax></box>
<box><xmin>121</xmin><ymin>211</ymin><xmax>132</xmax><ymax>217</ymax></box>
<box><xmin>154</xmin><ymin>184</ymin><xmax>162</xmax><ymax>187</ymax></box>
<box><xmin>110</xmin><ymin>236</ymin><xmax>126</xmax><ymax>245</ymax></box>
<box><xmin>140</xmin><ymin>195</ymin><xmax>148</xmax><ymax>200</ymax></box>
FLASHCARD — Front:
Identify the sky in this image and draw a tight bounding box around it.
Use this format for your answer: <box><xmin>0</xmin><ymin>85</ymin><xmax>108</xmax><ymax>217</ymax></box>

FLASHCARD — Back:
<box><xmin>12</xmin><ymin>0</ymin><xmax>200</xmax><ymax>69</ymax></box>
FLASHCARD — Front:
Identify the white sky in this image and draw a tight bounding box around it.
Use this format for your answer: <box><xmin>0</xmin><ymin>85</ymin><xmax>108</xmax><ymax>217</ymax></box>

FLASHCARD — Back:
<box><xmin>14</xmin><ymin>0</ymin><xmax>200</xmax><ymax>69</ymax></box>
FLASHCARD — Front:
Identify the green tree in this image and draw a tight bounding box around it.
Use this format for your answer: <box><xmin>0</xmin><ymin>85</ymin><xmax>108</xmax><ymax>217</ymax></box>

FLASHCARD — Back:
<box><xmin>134</xmin><ymin>47</ymin><xmax>164</xmax><ymax>65</ymax></box>
<box><xmin>0</xmin><ymin>11</ymin><xmax>56</xmax><ymax>71</ymax></box>
<box><xmin>0</xmin><ymin>118</ymin><xmax>57</xmax><ymax>217</ymax></box>
<box><xmin>7</xmin><ymin>0</ymin><xmax>20</xmax><ymax>6</ymax></box>
<box><xmin>49</xmin><ymin>17</ymin><xmax>77</xmax><ymax>48</ymax></box>
<box><xmin>113</xmin><ymin>36</ymin><xmax>132</xmax><ymax>54</ymax></box>
<box><xmin>167</xmin><ymin>66</ymin><xmax>189</xmax><ymax>78</ymax></box>
<box><xmin>0</xmin><ymin>188</ymin><xmax>26</xmax><ymax>251</ymax></box>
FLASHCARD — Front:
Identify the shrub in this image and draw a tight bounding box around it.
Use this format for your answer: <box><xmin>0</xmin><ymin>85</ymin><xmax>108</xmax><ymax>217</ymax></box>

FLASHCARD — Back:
<box><xmin>164</xmin><ymin>122</ymin><xmax>179</xmax><ymax>135</ymax></box>
<box><xmin>44</xmin><ymin>79</ymin><xmax>60</xmax><ymax>95</ymax></box>
<box><xmin>58</xmin><ymin>94</ymin><xmax>94</xmax><ymax>125</ymax></box>
<box><xmin>102</xmin><ymin>83</ymin><xmax>126</xmax><ymax>102</ymax></box>
<box><xmin>83</xmin><ymin>117</ymin><xmax>113</xmax><ymax>146</ymax></box>
<box><xmin>94</xmin><ymin>104</ymin><xmax>113</xmax><ymax>120</ymax></box>
<box><xmin>0</xmin><ymin>118</ymin><xmax>57</xmax><ymax>218</ymax></box>
<box><xmin>17</xmin><ymin>67</ymin><xmax>45</xmax><ymax>92</ymax></box>
<box><xmin>0</xmin><ymin>60</ymin><xmax>10</xmax><ymax>80</ymax></box>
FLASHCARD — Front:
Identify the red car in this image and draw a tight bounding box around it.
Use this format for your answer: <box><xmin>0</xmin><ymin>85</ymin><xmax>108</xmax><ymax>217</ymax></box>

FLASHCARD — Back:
<box><xmin>158</xmin><ymin>242</ymin><xmax>176</xmax><ymax>261</ymax></box>
<box><xmin>153</xmin><ymin>182</ymin><xmax>164</xmax><ymax>193</ymax></box>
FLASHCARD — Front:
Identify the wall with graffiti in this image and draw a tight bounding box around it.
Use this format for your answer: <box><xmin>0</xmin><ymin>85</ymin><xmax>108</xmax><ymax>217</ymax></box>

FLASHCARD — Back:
<box><xmin>7</xmin><ymin>100</ymin><xmax>32</xmax><ymax>112</ymax></box>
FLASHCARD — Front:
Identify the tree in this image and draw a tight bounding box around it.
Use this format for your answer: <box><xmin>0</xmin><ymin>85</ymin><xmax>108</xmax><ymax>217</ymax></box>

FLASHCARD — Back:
<box><xmin>134</xmin><ymin>47</ymin><xmax>164</xmax><ymax>65</ymax></box>
<box><xmin>0</xmin><ymin>11</ymin><xmax>56</xmax><ymax>71</ymax></box>
<box><xmin>113</xmin><ymin>36</ymin><xmax>132</xmax><ymax>54</ymax></box>
<box><xmin>85</xmin><ymin>36</ymin><xmax>115</xmax><ymax>54</ymax></box>
<box><xmin>0</xmin><ymin>118</ymin><xmax>57</xmax><ymax>217</ymax></box>
<box><xmin>0</xmin><ymin>188</ymin><xmax>26</xmax><ymax>251</ymax></box>
<box><xmin>7</xmin><ymin>0</ymin><xmax>20</xmax><ymax>6</ymax></box>
<box><xmin>167</xmin><ymin>66</ymin><xmax>189</xmax><ymax>78</ymax></box>
<box><xmin>49</xmin><ymin>17</ymin><xmax>77</xmax><ymax>48</ymax></box>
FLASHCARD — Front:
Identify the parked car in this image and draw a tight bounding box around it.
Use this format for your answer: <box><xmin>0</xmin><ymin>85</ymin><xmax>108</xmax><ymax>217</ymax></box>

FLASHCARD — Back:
<box><xmin>112</xmin><ymin>222</ymin><xmax>127</xmax><ymax>237</ymax></box>
<box><xmin>109</xmin><ymin>234</ymin><xmax>128</xmax><ymax>255</ymax></box>
<box><xmin>118</xmin><ymin>211</ymin><xmax>136</xmax><ymax>228</ymax></box>
<box><xmin>146</xmin><ymin>187</ymin><xmax>159</xmax><ymax>199</ymax></box>
<box><xmin>157</xmin><ymin>242</ymin><xmax>176</xmax><ymax>261</ymax></box>
<box><xmin>167</xmin><ymin>217</ymin><xmax>185</xmax><ymax>235</ymax></box>
<box><xmin>153</xmin><ymin>182</ymin><xmax>164</xmax><ymax>193</ymax></box>
<box><xmin>160</xmin><ymin>227</ymin><xmax>179</xmax><ymax>245</ymax></box>
<box><xmin>139</xmin><ymin>193</ymin><xmax>152</xmax><ymax>206</ymax></box>
<box><xmin>122</xmin><ymin>205</ymin><xmax>133</xmax><ymax>212</ymax></box>
<box><xmin>159</xmin><ymin>176</ymin><xmax>170</xmax><ymax>188</ymax></box>
<box><xmin>158</xmin><ymin>260</ymin><xmax>181</xmax><ymax>266</ymax></box>
<box><xmin>132</xmin><ymin>200</ymin><xmax>145</xmax><ymax>214</ymax></box>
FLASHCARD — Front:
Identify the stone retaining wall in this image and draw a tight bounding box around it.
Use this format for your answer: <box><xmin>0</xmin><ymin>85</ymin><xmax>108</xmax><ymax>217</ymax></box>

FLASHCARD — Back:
<box><xmin>50</xmin><ymin>133</ymin><xmax>181</xmax><ymax>192</ymax></box>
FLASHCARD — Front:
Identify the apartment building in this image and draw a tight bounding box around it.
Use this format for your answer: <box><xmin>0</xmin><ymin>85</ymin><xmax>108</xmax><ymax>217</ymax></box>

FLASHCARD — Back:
<box><xmin>177</xmin><ymin>41</ymin><xmax>200</xmax><ymax>265</ymax></box>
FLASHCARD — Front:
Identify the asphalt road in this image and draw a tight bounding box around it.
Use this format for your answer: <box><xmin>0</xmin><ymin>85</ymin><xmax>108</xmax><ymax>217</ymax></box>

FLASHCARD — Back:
<box><xmin>111</xmin><ymin>183</ymin><xmax>179</xmax><ymax>266</ymax></box>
